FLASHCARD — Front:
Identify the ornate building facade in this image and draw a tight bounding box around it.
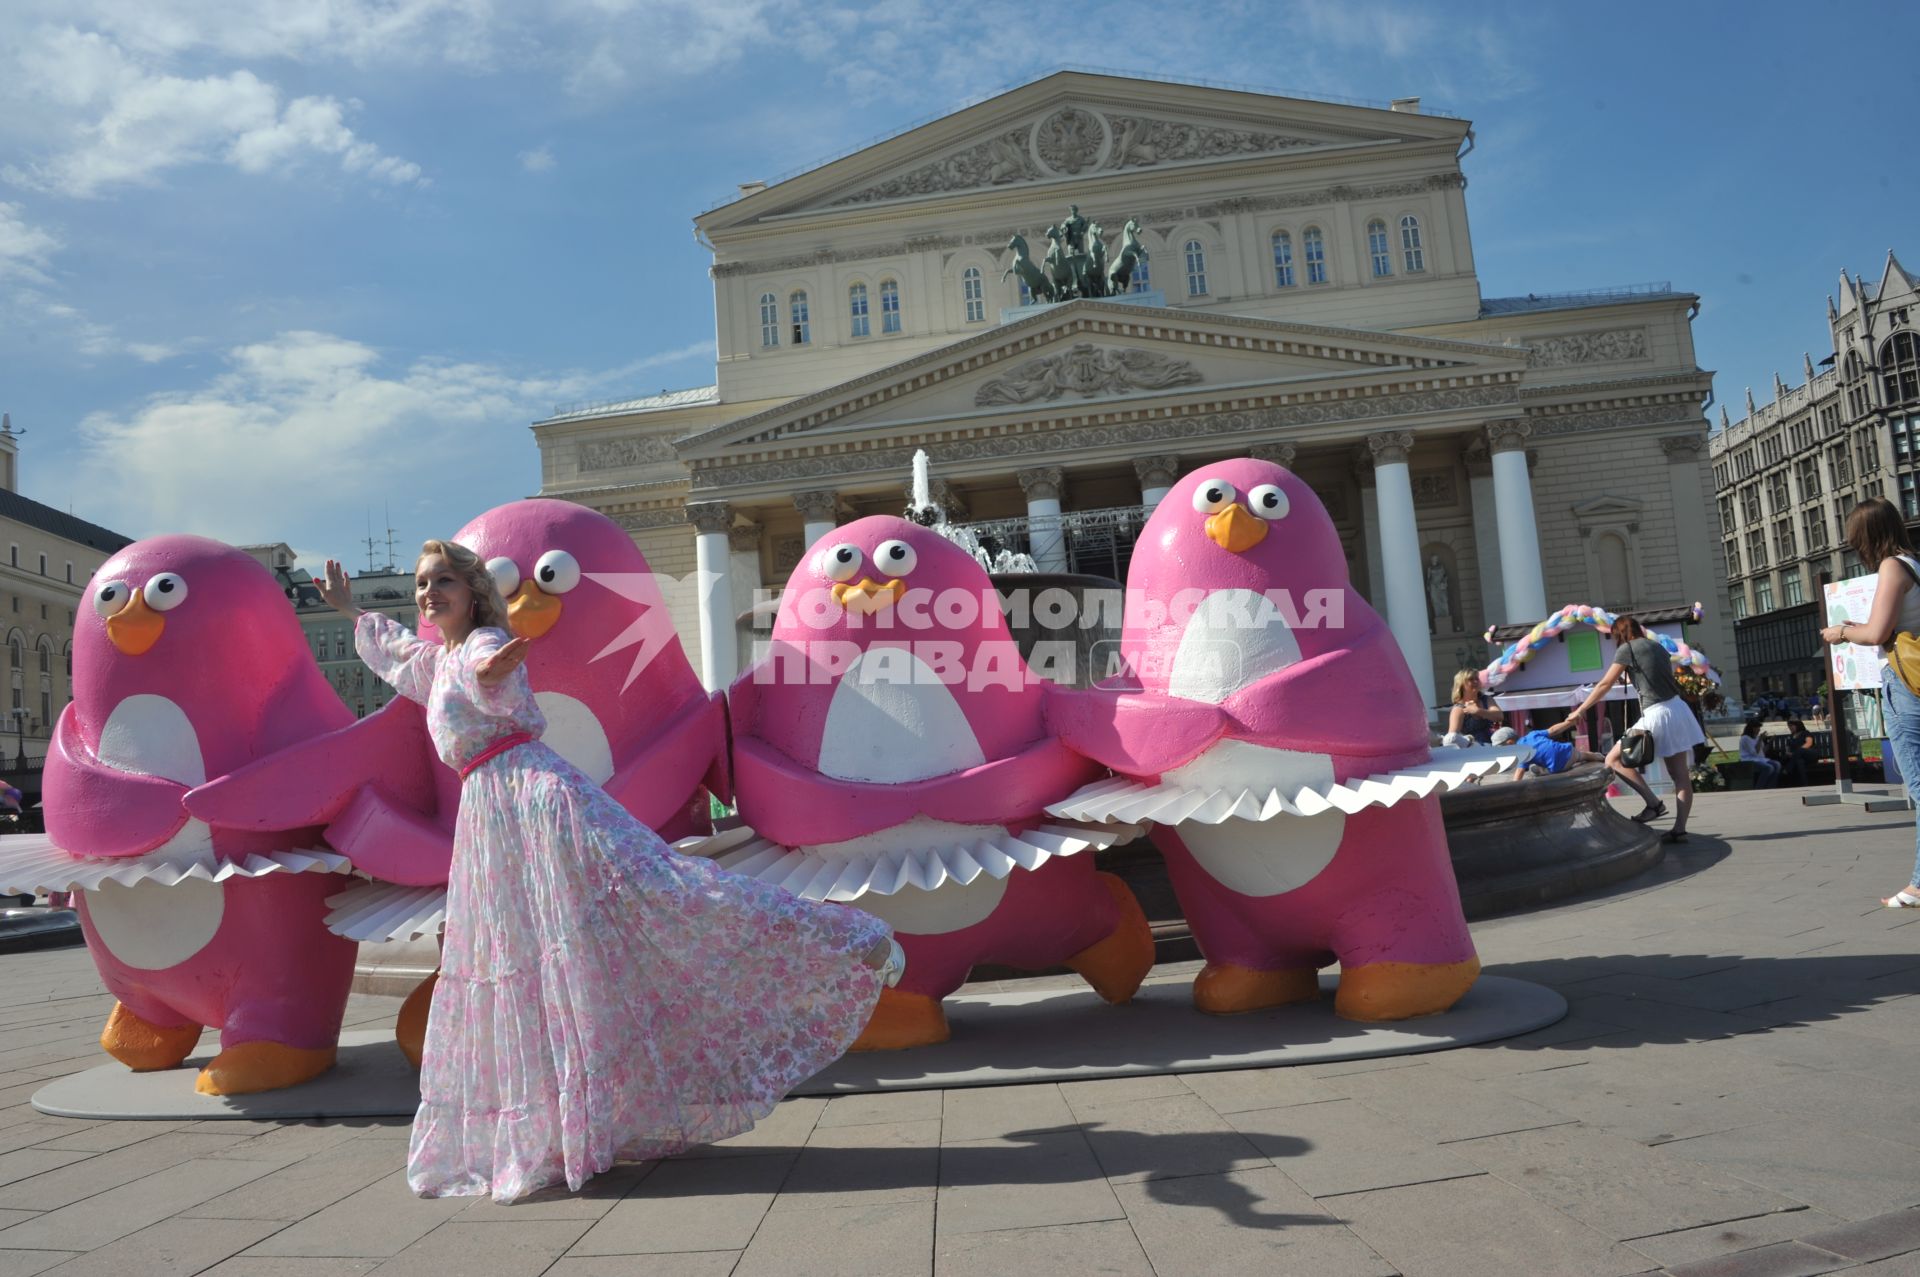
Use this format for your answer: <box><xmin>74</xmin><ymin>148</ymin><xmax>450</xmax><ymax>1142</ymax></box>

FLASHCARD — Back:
<box><xmin>1709</xmin><ymin>252</ymin><xmax>1920</xmax><ymax>701</ymax></box>
<box><xmin>534</xmin><ymin>71</ymin><xmax>1729</xmax><ymax>711</ymax></box>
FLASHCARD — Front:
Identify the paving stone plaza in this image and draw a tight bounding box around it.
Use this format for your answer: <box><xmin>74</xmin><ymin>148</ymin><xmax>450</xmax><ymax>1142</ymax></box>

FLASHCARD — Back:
<box><xmin>0</xmin><ymin>788</ymin><xmax>1918</xmax><ymax>1275</ymax></box>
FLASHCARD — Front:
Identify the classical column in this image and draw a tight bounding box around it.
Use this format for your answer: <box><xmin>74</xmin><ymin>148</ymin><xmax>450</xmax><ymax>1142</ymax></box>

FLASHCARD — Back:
<box><xmin>728</xmin><ymin>522</ymin><xmax>764</xmax><ymax>681</ymax></box>
<box><xmin>1133</xmin><ymin>454</ymin><xmax>1182</xmax><ymax>509</ymax></box>
<box><xmin>1368</xmin><ymin>430</ymin><xmax>1437</xmax><ymax>715</ymax></box>
<box><xmin>687</xmin><ymin>500</ymin><xmax>735</xmax><ymax>692</ymax></box>
<box><xmin>794</xmin><ymin>490</ymin><xmax>838</xmax><ymax>549</ymax></box>
<box><xmin>1018</xmin><ymin>466</ymin><xmax>1068</xmax><ymax>572</ymax></box>
<box><xmin>1463</xmin><ymin>437</ymin><xmax>1506</xmax><ymax>627</ymax></box>
<box><xmin>1487</xmin><ymin>419</ymin><xmax>1548</xmax><ymax>623</ymax></box>
<box><xmin>1662</xmin><ymin>429</ymin><xmax>1718</xmax><ymax>613</ymax></box>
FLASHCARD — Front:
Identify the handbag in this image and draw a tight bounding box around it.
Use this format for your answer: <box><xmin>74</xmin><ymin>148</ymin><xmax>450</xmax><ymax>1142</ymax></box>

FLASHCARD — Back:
<box><xmin>1619</xmin><ymin>728</ymin><xmax>1656</xmax><ymax>769</ymax></box>
<box><xmin>1884</xmin><ymin>557</ymin><xmax>1920</xmax><ymax>697</ymax></box>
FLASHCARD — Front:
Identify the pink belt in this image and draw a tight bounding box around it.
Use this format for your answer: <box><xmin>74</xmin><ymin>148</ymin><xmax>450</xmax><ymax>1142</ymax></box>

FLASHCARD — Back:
<box><xmin>460</xmin><ymin>731</ymin><xmax>535</xmax><ymax>779</ymax></box>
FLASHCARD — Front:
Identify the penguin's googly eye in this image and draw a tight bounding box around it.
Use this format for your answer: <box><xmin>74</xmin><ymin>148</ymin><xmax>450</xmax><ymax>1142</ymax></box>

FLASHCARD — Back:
<box><xmin>486</xmin><ymin>557</ymin><xmax>521</xmax><ymax>597</ymax></box>
<box><xmin>874</xmin><ymin>539</ymin><xmax>917</xmax><ymax>577</ymax></box>
<box><xmin>819</xmin><ymin>543</ymin><xmax>862</xmax><ymax>583</ymax></box>
<box><xmin>93</xmin><ymin>580</ymin><xmax>132</xmax><ymax>618</ymax></box>
<box><xmin>533</xmin><ymin>550</ymin><xmax>581</xmax><ymax>594</ymax></box>
<box><xmin>1191</xmin><ymin>479</ymin><xmax>1238</xmax><ymax>514</ymax></box>
<box><xmin>142</xmin><ymin>573</ymin><xmax>189</xmax><ymax>612</ymax></box>
<box><xmin>1248</xmin><ymin>484</ymin><xmax>1289</xmax><ymax>520</ymax></box>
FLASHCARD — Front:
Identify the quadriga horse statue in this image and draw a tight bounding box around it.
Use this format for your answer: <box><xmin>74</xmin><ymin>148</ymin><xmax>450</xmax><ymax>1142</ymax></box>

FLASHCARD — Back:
<box><xmin>1002</xmin><ymin>234</ymin><xmax>1055</xmax><ymax>303</ymax></box>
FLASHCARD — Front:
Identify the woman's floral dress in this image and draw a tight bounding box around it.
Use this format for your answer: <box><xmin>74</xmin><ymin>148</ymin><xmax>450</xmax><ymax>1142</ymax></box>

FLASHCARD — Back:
<box><xmin>356</xmin><ymin>613</ymin><xmax>889</xmax><ymax>1203</ymax></box>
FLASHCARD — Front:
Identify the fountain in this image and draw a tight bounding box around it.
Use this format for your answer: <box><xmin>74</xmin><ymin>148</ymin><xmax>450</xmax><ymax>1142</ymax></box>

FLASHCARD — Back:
<box><xmin>905</xmin><ymin>451</ymin><xmax>1118</xmax><ymax>690</ymax></box>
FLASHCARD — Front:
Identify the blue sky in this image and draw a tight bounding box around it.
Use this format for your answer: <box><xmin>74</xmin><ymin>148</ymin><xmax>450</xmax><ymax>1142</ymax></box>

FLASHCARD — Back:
<box><xmin>2</xmin><ymin>0</ymin><xmax>1914</xmax><ymax>569</ymax></box>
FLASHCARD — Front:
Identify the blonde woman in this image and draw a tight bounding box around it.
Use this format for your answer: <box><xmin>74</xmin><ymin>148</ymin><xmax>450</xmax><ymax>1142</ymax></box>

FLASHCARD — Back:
<box><xmin>1447</xmin><ymin>668</ymin><xmax>1503</xmax><ymax>744</ymax></box>
<box><xmin>317</xmin><ymin>541</ymin><xmax>902</xmax><ymax>1203</ymax></box>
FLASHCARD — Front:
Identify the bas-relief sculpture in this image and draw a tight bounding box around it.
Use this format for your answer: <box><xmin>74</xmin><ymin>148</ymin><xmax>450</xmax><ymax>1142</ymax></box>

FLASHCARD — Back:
<box><xmin>1524</xmin><ymin>327</ymin><xmax>1650</xmax><ymax>368</ymax></box>
<box><xmin>830</xmin><ymin>108</ymin><xmax>1319</xmax><ymax>206</ymax></box>
<box><xmin>974</xmin><ymin>343</ymin><xmax>1203</xmax><ymax>406</ymax></box>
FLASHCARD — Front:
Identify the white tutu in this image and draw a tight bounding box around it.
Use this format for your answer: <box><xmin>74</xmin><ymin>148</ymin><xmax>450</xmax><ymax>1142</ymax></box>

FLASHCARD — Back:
<box><xmin>1631</xmin><ymin>698</ymin><xmax>1705</xmax><ymax>760</ymax></box>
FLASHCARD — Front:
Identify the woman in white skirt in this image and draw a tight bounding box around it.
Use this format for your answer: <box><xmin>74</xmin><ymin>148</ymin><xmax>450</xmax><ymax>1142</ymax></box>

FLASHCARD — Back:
<box><xmin>1562</xmin><ymin>614</ymin><xmax>1706</xmax><ymax>843</ymax></box>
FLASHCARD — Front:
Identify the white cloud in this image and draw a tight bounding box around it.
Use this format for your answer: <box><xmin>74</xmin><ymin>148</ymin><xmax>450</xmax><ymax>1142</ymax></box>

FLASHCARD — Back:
<box><xmin>3</xmin><ymin>24</ymin><xmax>427</xmax><ymax>197</ymax></box>
<box><xmin>518</xmin><ymin>144</ymin><xmax>555</xmax><ymax>173</ymax></box>
<box><xmin>69</xmin><ymin>330</ymin><xmax>691</xmax><ymax>550</ymax></box>
<box><xmin>0</xmin><ymin>203</ymin><xmax>61</xmax><ymax>285</ymax></box>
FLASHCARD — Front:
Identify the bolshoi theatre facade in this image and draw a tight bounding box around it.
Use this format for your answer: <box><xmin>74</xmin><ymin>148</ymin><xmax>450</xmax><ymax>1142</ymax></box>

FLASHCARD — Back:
<box><xmin>531</xmin><ymin>71</ymin><xmax>1732</xmax><ymax>711</ymax></box>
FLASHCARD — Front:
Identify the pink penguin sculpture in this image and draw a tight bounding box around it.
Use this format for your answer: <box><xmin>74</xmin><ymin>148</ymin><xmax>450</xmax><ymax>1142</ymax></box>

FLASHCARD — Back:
<box><xmin>454</xmin><ymin>498</ymin><xmax>728</xmax><ymax>839</ymax></box>
<box><xmin>1047</xmin><ymin>459</ymin><xmax>1488</xmax><ymax>1022</ymax></box>
<box><xmin>186</xmin><ymin>500</ymin><xmax>728</xmax><ymax>1064</ymax></box>
<box><xmin>724</xmin><ymin>515</ymin><xmax>1154</xmax><ymax>1049</ymax></box>
<box><xmin>43</xmin><ymin>536</ymin><xmax>359</xmax><ymax>1093</ymax></box>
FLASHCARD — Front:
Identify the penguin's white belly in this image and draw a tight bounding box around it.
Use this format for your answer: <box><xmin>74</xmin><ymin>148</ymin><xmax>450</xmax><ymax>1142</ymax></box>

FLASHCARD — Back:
<box><xmin>85</xmin><ymin>877</ymin><xmax>225</xmax><ymax>971</ymax></box>
<box><xmin>1163</xmin><ymin>740</ymin><xmax>1345</xmax><ymax>897</ymax></box>
<box><xmin>817</xmin><ymin>649</ymin><xmax>987</xmax><ymax>784</ymax></box>
<box><xmin>535</xmin><ymin>692</ymin><xmax>614</xmax><ymax>784</ymax></box>
<box><xmin>85</xmin><ymin>693</ymin><xmax>226</xmax><ymax>967</ymax></box>
<box><xmin>1166</xmin><ymin>588</ymin><xmax>1302</xmax><ymax>704</ymax></box>
<box><xmin>848</xmin><ymin>874</ymin><xmax>1009</xmax><ymax>937</ymax></box>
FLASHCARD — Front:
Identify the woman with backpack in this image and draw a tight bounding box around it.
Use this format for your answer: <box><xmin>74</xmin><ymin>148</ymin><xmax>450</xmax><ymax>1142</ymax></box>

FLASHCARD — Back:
<box><xmin>1560</xmin><ymin>614</ymin><xmax>1706</xmax><ymax>843</ymax></box>
<box><xmin>1820</xmin><ymin>497</ymin><xmax>1920</xmax><ymax>907</ymax></box>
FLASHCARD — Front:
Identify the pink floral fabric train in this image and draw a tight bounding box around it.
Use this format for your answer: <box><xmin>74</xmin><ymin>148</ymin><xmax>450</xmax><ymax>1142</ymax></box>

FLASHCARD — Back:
<box><xmin>356</xmin><ymin>613</ymin><xmax>889</xmax><ymax>1203</ymax></box>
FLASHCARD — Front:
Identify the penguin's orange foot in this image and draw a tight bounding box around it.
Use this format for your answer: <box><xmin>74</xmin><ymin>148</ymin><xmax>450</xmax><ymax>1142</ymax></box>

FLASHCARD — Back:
<box><xmin>1065</xmin><ymin>871</ymin><xmax>1156</xmax><ymax>1005</ymax></box>
<box><xmin>850</xmin><ymin>987</ymin><xmax>949</xmax><ymax>1051</ymax></box>
<box><xmin>100</xmin><ymin>1002</ymin><xmax>203</xmax><ymax>1072</ymax></box>
<box><xmin>195</xmin><ymin>1041</ymin><xmax>337</xmax><ymax>1095</ymax></box>
<box><xmin>1193</xmin><ymin>962</ymin><xmax>1321</xmax><ymax>1015</ymax></box>
<box><xmin>1334</xmin><ymin>957</ymin><xmax>1481</xmax><ymax>1022</ymax></box>
<box><xmin>395</xmin><ymin>970</ymin><xmax>438</xmax><ymax>1070</ymax></box>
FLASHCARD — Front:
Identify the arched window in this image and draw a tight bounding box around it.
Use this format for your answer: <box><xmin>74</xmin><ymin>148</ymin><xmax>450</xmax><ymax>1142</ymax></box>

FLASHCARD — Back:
<box><xmin>1881</xmin><ymin>331</ymin><xmax>1920</xmax><ymax>407</ymax></box>
<box><xmin>1303</xmin><ymin>227</ymin><xmax>1327</xmax><ymax>284</ymax></box>
<box><xmin>880</xmin><ymin>279</ymin><xmax>901</xmax><ymax>334</ymax></box>
<box><xmin>849</xmin><ymin>283</ymin><xmax>869</xmax><ymax>338</ymax></box>
<box><xmin>1130</xmin><ymin>256</ymin><xmax>1152</xmax><ymax>293</ymax></box>
<box><xmin>1400</xmin><ymin>215</ymin><xmax>1425</xmax><ymax>273</ymax></box>
<box><xmin>758</xmin><ymin>293</ymin><xmax>779</xmax><ymax>348</ymax></box>
<box><xmin>1367</xmin><ymin>220</ymin><xmax>1392</xmax><ymax>277</ymax></box>
<box><xmin>962</xmin><ymin>266</ymin><xmax>985</xmax><ymax>322</ymax></box>
<box><xmin>1271</xmin><ymin>231</ymin><xmax>1294</xmax><ymax>288</ymax></box>
<box><xmin>1183</xmin><ymin>240</ymin><xmax>1208</xmax><ymax>296</ymax></box>
<box><xmin>36</xmin><ymin>643</ymin><xmax>48</xmax><ymax>676</ymax></box>
<box><xmin>790</xmin><ymin>291</ymin><xmax>810</xmax><ymax>345</ymax></box>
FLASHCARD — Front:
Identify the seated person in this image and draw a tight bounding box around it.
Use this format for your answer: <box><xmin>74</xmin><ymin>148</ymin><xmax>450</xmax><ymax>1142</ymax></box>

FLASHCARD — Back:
<box><xmin>1494</xmin><ymin>723</ymin><xmax>1603</xmax><ymax>778</ymax></box>
<box><xmin>1782</xmin><ymin>717</ymin><xmax>1816</xmax><ymax>785</ymax></box>
<box><xmin>1738</xmin><ymin>718</ymin><xmax>1783</xmax><ymax>787</ymax></box>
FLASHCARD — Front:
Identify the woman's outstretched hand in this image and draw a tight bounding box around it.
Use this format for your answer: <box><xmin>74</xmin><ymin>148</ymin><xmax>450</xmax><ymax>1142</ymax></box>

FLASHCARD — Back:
<box><xmin>476</xmin><ymin>636</ymin><xmax>531</xmax><ymax>686</ymax></box>
<box><xmin>318</xmin><ymin>560</ymin><xmax>362</xmax><ymax>617</ymax></box>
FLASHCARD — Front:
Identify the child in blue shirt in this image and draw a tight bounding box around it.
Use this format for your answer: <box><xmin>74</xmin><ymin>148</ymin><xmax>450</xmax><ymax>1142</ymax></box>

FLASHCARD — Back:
<box><xmin>1493</xmin><ymin>722</ymin><xmax>1603</xmax><ymax>778</ymax></box>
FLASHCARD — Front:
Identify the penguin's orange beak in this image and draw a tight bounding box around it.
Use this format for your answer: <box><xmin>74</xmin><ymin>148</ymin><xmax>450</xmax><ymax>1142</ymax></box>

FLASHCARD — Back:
<box><xmin>508</xmin><ymin>581</ymin><xmax>561</xmax><ymax>640</ymax></box>
<box><xmin>1206</xmin><ymin>504</ymin><xmax>1269</xmax><ymax>554</ymax></box>
<box><xmin>832</xmin><ymin>578</ymin><xmax>905</xmax><ymax>615</ymax></box>
<box><xmin>106</xmin><ymin>593</ymin><xmax>164</xmax><ymax>656</ymax></box>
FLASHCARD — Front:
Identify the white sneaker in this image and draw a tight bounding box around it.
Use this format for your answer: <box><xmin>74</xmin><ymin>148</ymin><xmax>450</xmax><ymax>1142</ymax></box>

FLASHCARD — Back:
<box><xmin>879</xmin><ymin>939</ymin><xmax>906</xmax><ymax>989</ymax></box>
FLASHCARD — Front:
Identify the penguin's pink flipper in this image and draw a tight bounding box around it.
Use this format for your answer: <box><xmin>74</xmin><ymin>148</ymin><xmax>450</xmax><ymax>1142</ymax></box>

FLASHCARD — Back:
<box><xmin>321</xmin><ymin>787</ymin><xmax>453</xmax><ymax>886</ymax></box>
<box><xmin>1043</xmin><ymin>683</ymin><xmax>1232</xmax><ymax>777</ymax></box>
<box><xmin>601</xmin><ymin>693</ymin><xmax>729</xmax><ymax>832</ymax></box>
<box><xmin>733</xmin><ymin>734</ymin><xmax>1093</xmax><ymax>847</ymax></box>
<box><xmin>184</xmin><ymin>698</ymin><xmax>435</xmax><ymax>832</ymax></box>
<box><xmin>43</xmin><ymin>706</ymin><xmax>188</xmax><ymax>859</ymax></box>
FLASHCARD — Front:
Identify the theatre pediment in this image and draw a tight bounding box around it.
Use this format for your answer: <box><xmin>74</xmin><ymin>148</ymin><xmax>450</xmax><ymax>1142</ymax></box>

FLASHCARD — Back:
<box><xmin>702</xmin><ymin>71</ymin><xmax>1467</xmax><ymax>228</ymax></box>
<box><xmin>676</xmin><ymin>303</ymin><xmax>1526</xmax><ymax>457</ymax></box>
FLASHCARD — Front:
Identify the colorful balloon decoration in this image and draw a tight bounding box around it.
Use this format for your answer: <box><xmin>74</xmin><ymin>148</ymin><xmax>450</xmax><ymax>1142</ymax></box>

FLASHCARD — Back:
<box><xmin>1479</xmin><ymin>602</ymin><xmax>1718</xmax><ymax>690</ymax></box>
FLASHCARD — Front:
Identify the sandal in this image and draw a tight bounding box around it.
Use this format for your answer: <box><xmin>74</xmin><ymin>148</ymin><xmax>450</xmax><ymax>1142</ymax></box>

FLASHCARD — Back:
<box><xmin>1662</xmin><ymin>830</ymin><xmax>1689</xmax><ymax>844</ymax></box>
<box><xmin>1632</xmin><ymin>802</ymin><xmax>1668</xmax><ymax>824</ymax></box>
<box><xmin>1885</xmin><ymin>890</ymin><xmax>1920</xmax><ymax>909</ymax></box>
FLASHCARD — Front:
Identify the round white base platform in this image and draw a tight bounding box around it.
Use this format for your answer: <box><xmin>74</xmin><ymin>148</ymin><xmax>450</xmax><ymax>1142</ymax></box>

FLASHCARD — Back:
<box><xmin>33</xmin><ymin>975</ymin><xmax>1563</xmax><ymax>1120</ymax></box>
